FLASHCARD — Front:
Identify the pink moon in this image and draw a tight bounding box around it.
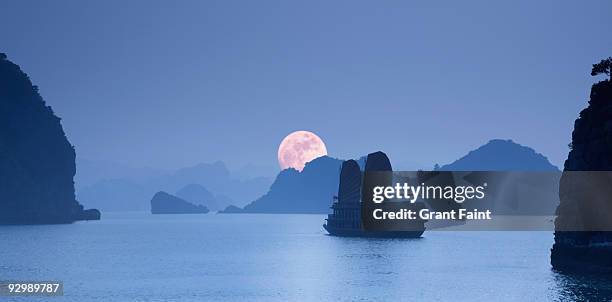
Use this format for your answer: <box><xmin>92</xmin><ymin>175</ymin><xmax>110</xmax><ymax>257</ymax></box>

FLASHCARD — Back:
<box><xmin>277</xmin><ymin>131</ymin><xmax>328</xmax><ymax>172</ymax></box>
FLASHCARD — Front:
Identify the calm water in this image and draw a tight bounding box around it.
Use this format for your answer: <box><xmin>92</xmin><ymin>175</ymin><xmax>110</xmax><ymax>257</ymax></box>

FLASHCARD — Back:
<box><xmin>1</xmin><ymin>212</ymin><xmax>612</xmax><ymax>301</ymax></box>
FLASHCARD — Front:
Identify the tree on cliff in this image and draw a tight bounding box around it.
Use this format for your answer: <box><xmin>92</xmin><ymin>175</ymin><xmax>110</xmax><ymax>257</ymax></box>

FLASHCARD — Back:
<box><xmin>591</xmin><ymin>57</ymin><xmax>611</xmax><ymax>80</ymax></box>
<box><xmin>551</xmin><ymin>56</ymin><xmax>612</xmax><ymax>273</ymax></box>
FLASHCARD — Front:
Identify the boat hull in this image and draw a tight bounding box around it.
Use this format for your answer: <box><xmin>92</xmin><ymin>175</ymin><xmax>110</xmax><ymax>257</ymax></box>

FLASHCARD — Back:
<box><xmin>323</xmin><ymin>224</ymin><xmax>424</xmax><ymax>238</ymax></box>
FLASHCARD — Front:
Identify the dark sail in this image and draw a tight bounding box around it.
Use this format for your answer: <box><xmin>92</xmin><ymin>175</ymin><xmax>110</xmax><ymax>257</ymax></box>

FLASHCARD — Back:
<box><xmin>361</xmin><ymin>151</ymin><xmax>393</xmax><ymax>202</ymax></box>
<box><xmin>337</xmin><ymin>160</ymin><xmax>361</xmax><ymax>204</ymax></box>
<box><xmin>364</xmin><ymin>151</ymin><xmax>392</xmax><ymax>171</ymax></box>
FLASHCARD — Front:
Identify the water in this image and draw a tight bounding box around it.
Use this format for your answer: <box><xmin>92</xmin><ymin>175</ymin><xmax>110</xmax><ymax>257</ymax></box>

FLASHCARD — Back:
<box><xmin>1</xmin><ymin>212</ymin><xmax>611</xmax><ymax>301</ymax></box>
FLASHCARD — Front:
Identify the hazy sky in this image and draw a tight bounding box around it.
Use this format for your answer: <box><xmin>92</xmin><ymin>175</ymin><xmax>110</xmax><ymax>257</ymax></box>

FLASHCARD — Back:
<box><xmin>1</xmin><ymin>0</ymin><xmax>611</xmax><ymax>172</ymax></box>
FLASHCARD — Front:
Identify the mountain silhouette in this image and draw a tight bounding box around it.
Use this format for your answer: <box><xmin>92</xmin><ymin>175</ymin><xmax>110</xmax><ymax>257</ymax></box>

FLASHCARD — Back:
<box><xmin>438</xmin><ymin>139</ymin><xmax>559</xmax><ymax>171</ymax></box>
<box><xmin>175</xmin><ymin>183</ymin><xmax>227</xmax><ymax>211</ymax></box>
<box><xmin>221</xmin><ymin>140</ymin><xmax>559</xmax><ymax>214</ymax></box>
<box><xmin>78</xmin><ymin>161</ymin><xmax>272</xmax><ymax>211</ymax></box>
<box><xmin>221</xmin><ymin>156</ymin><xmax>343</xmax><ymax>214</ymax></box>
<box><xmin>75</xmin><ymin>158</ymin><xmax>168</xmax><ymax>187</ymax></box>
<box><xmin>0</xmin><ymin>53</ymin><xmax>99</xmax><ymax>224</ymax></box>
<box><xmin>150</xmin><ymin>191</ymin><xmax>209</xmax><ymax>214</ymax></box>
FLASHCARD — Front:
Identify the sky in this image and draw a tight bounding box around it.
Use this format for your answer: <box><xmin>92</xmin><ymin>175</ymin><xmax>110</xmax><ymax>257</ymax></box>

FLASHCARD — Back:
<box><xmin>1</xmin><ymin>0</ymin><xmax>611</xmax><ymax>173</ymax></box>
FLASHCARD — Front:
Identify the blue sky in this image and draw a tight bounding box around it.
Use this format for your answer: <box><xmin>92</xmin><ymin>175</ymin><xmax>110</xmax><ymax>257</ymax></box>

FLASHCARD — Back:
<box><xmin>1</xmin><ymin>0</ymin><xmax>611</xmax><ymax>172</ymax></box>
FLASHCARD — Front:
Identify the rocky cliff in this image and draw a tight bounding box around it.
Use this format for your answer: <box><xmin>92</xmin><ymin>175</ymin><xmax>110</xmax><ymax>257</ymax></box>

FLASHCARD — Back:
<box><xmin>220</xmin><ymin>156</ymin><xmax>343</xmax><ymax>214</ymax></box>
<box><xmin>0</xmin><ymin>53</ymin><xmax>99</xmax><ymax>224</ymax></box>
<box><xmin>551</xmin><ymin>58</ymin><xmax>612</xmax><ymax>273</ymax></box>
<box><xmin>150</xmin><ymin>191</ymin><xmax>209</xmax><ymax>214</ymax></box>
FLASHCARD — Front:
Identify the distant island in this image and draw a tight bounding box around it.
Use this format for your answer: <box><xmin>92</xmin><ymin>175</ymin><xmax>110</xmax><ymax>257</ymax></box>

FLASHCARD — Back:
<box><xmin>437</xmin><ymin>139</ymin><xmax>559</xmax><ymax>171</ymax></box>
<box><xmin>77</xmin><ymin>160</ymin><xmax>272</xmax><ymax>212</ymax></box>
<box><xmin>150</xmin><ymin>191</ymin><xmax>209</xmax><ymax>214</ymax></box>
<box><xmin>0</xmin><ymin>53</ymin><xmax>99</xmax><ymax>224</ymax></box>
<box><xmin>220</xmin><ymin>156</ymin><xmax>343</xmax><ymax>214</ymax></box>
<box><xmin>175</xmin><ymin>183</ymin><xmax>227</xmax><ymax>212</ymax></box>
<box><xmin>221</xmin><ymin>139</ymin><xmax>560</xmax><ymax>214</ymax></box>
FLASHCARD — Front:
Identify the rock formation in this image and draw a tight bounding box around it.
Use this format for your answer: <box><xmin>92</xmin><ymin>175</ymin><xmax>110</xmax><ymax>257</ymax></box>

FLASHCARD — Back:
<box><xmin>219</xmin><ymin>205</ymin><xmax>243</xmax><ymax>213</ymax></box>
<box><xmin>220</xmin><ymin>156</ymin><xmax>343</xmax><ymax>214</ymax></box>
<box><xmin>0</xmin><ymin>53</ymin><xmax>100</xmax><ymax>224</ymax></box>
<box><xmin>150</xmin><ymin>191</ymin><xmax>209</xmax><ymax>214</ymax></box>
<box><xmin>175</xmin><ymin>184</ymin><xmax>224</xmax><ymax>211</ymax></box>
<box><xmin>78</xmin><ymin>160</ymin><xmax>271</xmax><ymax>212</ymax></box>
<box><xmin>438</xmin><ymin>139</ymin><xmax>559</xmax><ymax>171</ymax></box>
<box><xmin>551</xmin><ymin>58</ymin><xmax>612</xmax><ymax>273</ymax></box>
<box><xmin>220</xmin><ymin>140</ymin><xmax>561</xmax><ymax>215</ymax></box>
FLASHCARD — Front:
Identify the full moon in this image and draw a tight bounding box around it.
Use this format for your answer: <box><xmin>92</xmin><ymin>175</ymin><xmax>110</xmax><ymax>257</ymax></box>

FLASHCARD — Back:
<box><xmin>277</xmin><ymin>131</ymin><xmax>328</xmax><ymax>172</ymax></box>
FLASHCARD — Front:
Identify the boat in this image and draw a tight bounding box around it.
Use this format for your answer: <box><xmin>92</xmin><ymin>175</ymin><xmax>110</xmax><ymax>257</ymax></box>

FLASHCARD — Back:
<box><xmin>323</xmin><ymin>151</ymin><xmax>425</xmax><ymax>238</ymax></box>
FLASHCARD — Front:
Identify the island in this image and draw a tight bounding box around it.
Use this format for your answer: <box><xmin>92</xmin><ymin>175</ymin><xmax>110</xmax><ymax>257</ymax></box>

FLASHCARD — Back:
<box><xmin>150</xmin><ymin>191</ymin><xmax>209</xmax><ymax>214</ymax></box>
<box><xmin>551</xmin><ymin>57</ymin><xmax>612</xmax><ymax>273</ymax></box>
<box><xmin>0</xmin><ymin>53</ymin><xmax>100</xmax><ymax>224</ymax></box>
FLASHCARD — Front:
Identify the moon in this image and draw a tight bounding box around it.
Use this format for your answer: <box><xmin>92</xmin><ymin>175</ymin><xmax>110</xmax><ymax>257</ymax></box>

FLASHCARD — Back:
<box><xmin>277</xmin><ymin>131</ymin><xmax>328</xmax><ymax>172</ymax></box>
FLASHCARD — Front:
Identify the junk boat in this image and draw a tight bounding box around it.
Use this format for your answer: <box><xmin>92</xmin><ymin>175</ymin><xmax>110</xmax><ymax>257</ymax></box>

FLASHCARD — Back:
<box><xmin>323</xmin><ymin>151</ymin><xmax>425</xmax><ymax>238</ymax></box>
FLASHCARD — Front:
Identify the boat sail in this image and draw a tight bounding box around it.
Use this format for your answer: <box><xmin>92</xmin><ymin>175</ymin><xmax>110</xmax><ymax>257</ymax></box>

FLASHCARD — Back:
<box><xmin>324</xmin><ymin>151</ymin><xmax>425</xmax><ymax>238</ymax></box>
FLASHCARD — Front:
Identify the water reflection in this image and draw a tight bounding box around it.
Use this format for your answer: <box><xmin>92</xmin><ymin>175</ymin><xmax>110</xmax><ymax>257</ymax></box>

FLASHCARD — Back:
<box><xmin>552</xmin><ymin>271</ymin><xmax>612</xmax><ymax>301</ymax></box>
